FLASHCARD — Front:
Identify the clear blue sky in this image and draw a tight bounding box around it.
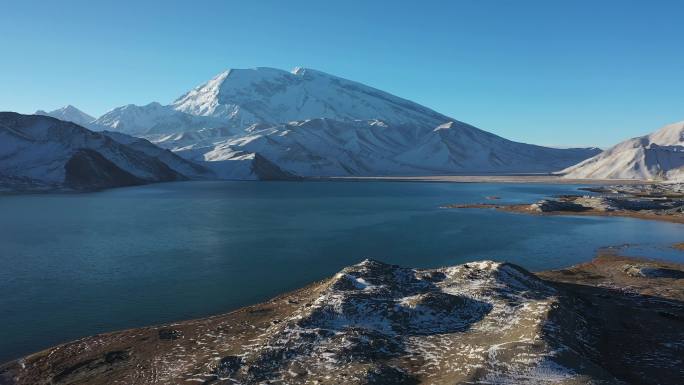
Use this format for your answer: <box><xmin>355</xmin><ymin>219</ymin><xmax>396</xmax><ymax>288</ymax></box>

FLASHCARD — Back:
<box><xmin>1</xmin><ymin>0</ymin><xmax>683</xmax><ymax>147</ymax></box>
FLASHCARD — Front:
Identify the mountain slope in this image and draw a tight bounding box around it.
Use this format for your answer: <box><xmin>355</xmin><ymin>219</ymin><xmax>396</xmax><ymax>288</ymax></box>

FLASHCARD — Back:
<box><xmin>89</xmin><ymin>67</ymin><xmax>601</xmax><ymax>177</ymax></box>
<box><xmin>200</xmin><ymin>151</ymin><xmax>300</xmax><ymax>180</ymax></box>
<box><xmin>560</xmin><ymin>121</ymin><xmax>684</xmax><ymax>181</ymax></box>
<box><xmin>101</xmin><ymin>130</ymin><xmax>214</xmax><ymax>180</ymax></box>
<box><xmin>90</xmin><ymin>102</ymin><xmax>228</xmax><ymax>136</ymax></box>
<box><xmin>35</xmin><ymin>105</ymin><xmax>95</xmax><ymax>126</ymax></box>
<box><xmin>395</xmin><ymin>121</ymin><xmax>601</xmax><ymax>174</ymax></box>
<box><xmin>171</xmin><ymin>67</ymin><xmax>451</xmax><ymax>128</ymax></box>
<box><xmin>0</xmin><ymin>112</ymin><xmax>186</xmax><ymax>190</ymax></box>
<box><xmin>158</xmin><ymin>118</ymin><xmax>600</xmax><ymax>177</ymax></box>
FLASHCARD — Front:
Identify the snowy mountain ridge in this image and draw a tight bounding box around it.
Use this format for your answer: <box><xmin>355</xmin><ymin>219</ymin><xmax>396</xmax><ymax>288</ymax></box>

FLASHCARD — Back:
<box><xmin>39</xmin><ymin>67</ymin><xmax>603</xmax><ymax>178</ymax></box>
<box><xmin>561</xmin><ymin>121</ymin><xmax>684</xmax><ymax>181</ymax></box>
<box><xmin>171</xmin><ymin>67</ymin><xmax>451</xmax><ymax>128</ymax></box>
<box><xmin>0</xmin><ymin>112</ymin><xmax>189</xmax><ymax>190</ymax></box>
<box><xmin>90</xmin><ymin>102</ymin><xmax>228</xmax><ymax>136</ymax></box>
<box><xmin>151</xmin><ymin>117</ymin><xmax>600</xmax><ymax>177</ymax></box>
<box><xmin>35</xmin><ymin>105</ymin><xmax>95</xmax><ymax>126</ymax></box>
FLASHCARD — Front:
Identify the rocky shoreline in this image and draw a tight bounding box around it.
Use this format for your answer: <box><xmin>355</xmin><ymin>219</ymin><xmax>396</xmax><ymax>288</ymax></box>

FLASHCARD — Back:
<box><xmin>1</xmin><ymin>250</ymin><xmax>683</xmax><ymax>385</ymax></box>
<box><xmin>446</xmin><ymin>183</ymin><xmax>684</xmax><ymax>224</ymax></box>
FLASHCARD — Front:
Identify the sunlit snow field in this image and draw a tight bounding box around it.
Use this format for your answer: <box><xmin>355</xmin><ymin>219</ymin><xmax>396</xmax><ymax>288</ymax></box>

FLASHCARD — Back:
<box><xmin>1</xmin><ymin>180</ymin><xmax>682</xmax><ymax>362</ymax></box>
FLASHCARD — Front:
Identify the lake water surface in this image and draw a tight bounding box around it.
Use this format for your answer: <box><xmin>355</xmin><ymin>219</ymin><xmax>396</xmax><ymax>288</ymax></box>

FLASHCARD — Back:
<box><xmin>1</xmin><ymin>181</ymin><xmax>682</xmax><ymax>362</ymax></box>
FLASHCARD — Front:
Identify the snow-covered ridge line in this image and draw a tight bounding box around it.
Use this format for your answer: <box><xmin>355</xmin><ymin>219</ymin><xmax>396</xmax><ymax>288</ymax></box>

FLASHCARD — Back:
<box><xmin>0</xmin><ymin>113</ymin><xmax>209</xmax><ymax>192</ymax></box>
<box><xmin>39</xmin><ymin>67</ymin><xmax>603</xmax><ymax>178</ymax></box>
<box><xmin>35</xmin><ymin>105</ymin><xmax>95</xmax><ymax>126</ymax></box>
<box><xmin>171</xmin><ymin>66</ymin><xmax>453</xmax><ymax>128</ymax></box>
<box><xmin>560</xmin><ymin>120</ymin><xmax>684</xmax><ymax>182</ymax></box>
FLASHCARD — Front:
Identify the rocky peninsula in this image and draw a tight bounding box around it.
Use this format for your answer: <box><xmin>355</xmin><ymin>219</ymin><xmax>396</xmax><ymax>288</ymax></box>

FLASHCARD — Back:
<box><xmin>446</xmin><ymin>183</ymin><xmax>684</xmax><ymax>224</ymax></box>
<box><xmin>1</xmin><ymin>250</ymin><xmax>683</xmax><ymax>385</ymax></box>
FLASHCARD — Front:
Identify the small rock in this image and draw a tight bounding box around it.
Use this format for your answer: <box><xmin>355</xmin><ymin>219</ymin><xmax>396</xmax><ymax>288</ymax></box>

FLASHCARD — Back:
<box><xmin>158</xmin><ymin>328</ymin><xmax>182</xmax><ymax>340</ymax></box>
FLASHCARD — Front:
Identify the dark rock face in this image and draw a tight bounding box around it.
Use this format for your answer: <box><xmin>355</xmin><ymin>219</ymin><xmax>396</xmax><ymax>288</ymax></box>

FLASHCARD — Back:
<box><xmin>331</xmin><ymin>327</ymin><xmax>404</xmax><ymax>362</ymax></box>
<box><xmin>51</xmin><ymin>349</ymin><xmax>131</xmax><ymax>384</ymax></box>
<box><xmin>64</xmin><ymin>149</ymin><xmax>144</xmax><ymax>190</ymax></box>
<box><xmin>63</xmin><ymin>144</ymin><xmax>185</xmax><ymax>191</ymax></box>
<box><xmin>236</xmin><ymin>259</ymin><xmax>498</xmax><ymax>382</ymax></box>
<box><xmin>251</xmin><ymin>153</ymin><xmax>300</xmax><ymax>181</ymax></box>
<box><xmin>157</xmin><ymin>328</ymin><xmax>182</xmax><ymax>340</ymax></box>
<box><xmin>531</xmin><ymin>199</ymin><xmax>589</xmax><ymax>212</ymax></box>
<box><xmin>0</xmin><ymin>113</ymin><xmax>198</xmax><ymax>192</ymax></box>
<box><xmin>101</xmin><ymin>130</ymin><xmax>215</xmax><ymax>180</ymax></box>
<box><xmin>214</xmin><ymin>355</ymin><xmax>243</xmax><ymax>377</ymax></box>
<box><xmin>364</xmin><ymin>364</ymin><xmax>419</xmax><ymax>385</ymax></box>
<box><xmin>623</xmin><ymin>264</ymin><xmax>684</xmax><ymax>279</ymax></box>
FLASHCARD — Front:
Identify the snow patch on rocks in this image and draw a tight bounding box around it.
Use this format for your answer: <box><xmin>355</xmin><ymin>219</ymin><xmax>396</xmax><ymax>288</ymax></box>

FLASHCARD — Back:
<box><xmin>212</xmin><ymin>259</ymin><xmax>596</xmax><ymax>384</ymax></box>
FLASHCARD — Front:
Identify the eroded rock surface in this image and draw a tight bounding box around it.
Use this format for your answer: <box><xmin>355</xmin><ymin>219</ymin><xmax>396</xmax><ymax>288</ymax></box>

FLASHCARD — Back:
<box><xmin>2</xmin><ymin>256</ymin><xmax>683</xmax><ymax>385</ymax></box>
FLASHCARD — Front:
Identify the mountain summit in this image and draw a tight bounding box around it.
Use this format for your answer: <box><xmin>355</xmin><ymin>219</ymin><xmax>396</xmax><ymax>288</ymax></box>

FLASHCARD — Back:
<box><xmin>171</xmin><ymin>67</ymin><xmax>451</xmax><ymax>128</ymax></box>
<box><xmin>35</xmin><ymin>105</ymin><xmax>95</xmax><ymax>126</ymax></box>
<box><xmin>85</xmin><ymin>67</ymin><xmax>600</xmax><ymax>178</ymax></box>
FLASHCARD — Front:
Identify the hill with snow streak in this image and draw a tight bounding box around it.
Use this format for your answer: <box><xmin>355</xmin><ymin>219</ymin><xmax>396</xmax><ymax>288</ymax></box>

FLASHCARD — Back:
<box><xmin>153</xmin><ymin>118</ymin><xmax>600</xmax><ymax>177</ymax></box>
<box><xmin>0</xmin><ymin>113</ymin><xmax>189</xmax><ymax>191</ymax></box>
<box><xmin>561</xmin><ymin>121</ymin><xmax>684</xmax><ymax>182</ymax></box>
<box><xmin>99</xmin><ymin>130</ymin><xmax>213</xmax><ymax>180</ymax></box>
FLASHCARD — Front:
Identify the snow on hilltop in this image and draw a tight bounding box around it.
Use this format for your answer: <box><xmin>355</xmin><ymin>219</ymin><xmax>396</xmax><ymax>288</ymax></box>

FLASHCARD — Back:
<box><xmin>99</xmin><ymin>130</ymin><xmax>214</xmax><ymax>180</ymax></box>
<box><xmin>156</xmin><ymin>118</ymin><xmax>600</xmax><ymax>177</ymax></box>
<box><xmin>11</xmin><ymin>255</ymin><xmax>683</xmax><ymax>384</ymax></box>
<box><xmin>35</xmin><ymin>105</ymin><xmax>95</xmax><ymax>126</ymax></box>
<box><xmin>87</xmin><ymin>67</ymin><xmax>600</xmax><ymax>177</ymax></box>
<box><xmin>561</xmin><ymin>121</ymin><xmax>684</xmax><ymax>181</ymax></box>
<box><xmin>0</xmin><ymin>113</ymin><xmax>190</xmax><ymax>190</ymax></box>
<box><xmin>91</xmin><ymin>102</ymin><xmax>228</xmax><ymax>136</ymax></box>
<box><xmin>171</xmin><ymin>67</ymin><xmax>452</xmax><ymax>128</ymax></box>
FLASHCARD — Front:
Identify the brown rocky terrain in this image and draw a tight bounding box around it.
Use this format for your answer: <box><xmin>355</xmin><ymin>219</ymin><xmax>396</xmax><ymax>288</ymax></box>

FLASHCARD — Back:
<box><xmin>1</xmin><ymin>250</ymin><xmax>683</xmax><ymax>385</ymax></box>
<box><xmin>445</xmin><ymin>183</ymin><xmax>684</xmax><ymax>224</ymax></box>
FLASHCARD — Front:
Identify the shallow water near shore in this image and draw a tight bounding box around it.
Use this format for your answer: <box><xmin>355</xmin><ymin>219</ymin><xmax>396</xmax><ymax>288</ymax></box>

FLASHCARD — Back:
<box><xmin>1</xmin><ymin>180</ymin><xmax>682</xmax><ymax>363</ymax></box>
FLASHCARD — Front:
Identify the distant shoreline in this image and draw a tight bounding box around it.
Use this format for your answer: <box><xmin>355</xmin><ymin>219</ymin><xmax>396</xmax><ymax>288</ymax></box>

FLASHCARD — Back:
<box><xmin>324</xmin><ymin>175</ymin><xmax>650</xmax><ymax>184</ymax></box>
<box><xmin>446</xmin><ymin>182</ymin><xmax>684</xmax><ymax>224</ymax></box>
<box><xmin>0</xmin><ymin>176</ymin><xmax>654</xmax><ymax>196</ymax></box>
<box><xmin>449</xmin><ymin>202</ymin><xmax>684</xmax><ymax>224</ymax></box>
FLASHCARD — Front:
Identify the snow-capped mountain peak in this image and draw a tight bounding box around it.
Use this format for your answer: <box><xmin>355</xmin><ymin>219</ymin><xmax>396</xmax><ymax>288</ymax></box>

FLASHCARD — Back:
<box><xmin>171</xmin><ymin>67</ymin><xmax>452</xmax><ymax>128</ymax></box>
<box><xmin>35</xmin><ymin>105</ymin><xmax>95</xmax><ymax>126</ymax></box>
<box><xmin>87</xmin><ymin>66</ymin><xmax>602</xmax><ymax>179</ymax></box>
<box><xmin>171</xmin><ymin>70</ymin><xmax>233</xmax><ymax>118</ymax></box>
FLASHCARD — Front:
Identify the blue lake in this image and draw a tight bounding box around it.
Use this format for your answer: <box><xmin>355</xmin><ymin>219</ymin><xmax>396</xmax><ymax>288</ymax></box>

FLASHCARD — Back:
<box><xmin>0</xmin><ymin>180</ymin><xmax>682</xmax><ymax>362</ymax></box>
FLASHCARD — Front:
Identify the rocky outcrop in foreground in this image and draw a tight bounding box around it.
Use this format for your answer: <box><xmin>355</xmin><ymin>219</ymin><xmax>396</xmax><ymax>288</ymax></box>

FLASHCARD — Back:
<box><xmin>2</xmin><ymin>254</ymin><xmax>683</xmax><ymax>385</ymax></box>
